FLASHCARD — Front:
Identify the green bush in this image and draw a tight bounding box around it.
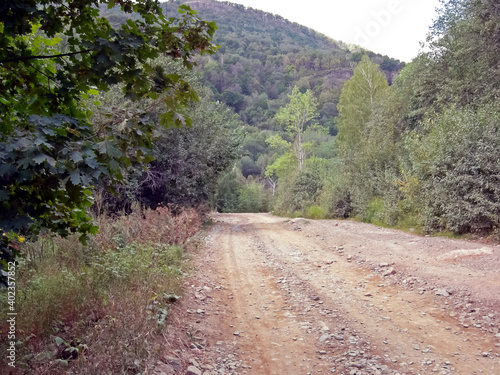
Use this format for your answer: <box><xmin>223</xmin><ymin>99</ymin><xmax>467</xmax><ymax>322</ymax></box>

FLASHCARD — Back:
<box><xmin>216</xmin><ymin>169</ymin><xmax>245</xmax><ymax>212</ymax></box>
<box><xmin>306</xmin><ymin>206</ymin><xmax>328</xmax><ymax>219</ymax></box>
<box><xmin>273</xmin><ymin>170</ymin><xmax>324</xmax><ymax>215</ymax></box>
<box><xmin>407</xmin><ymin>105</ymin><xmax>500</xmax><ymax>234</ymax></box>
<box><xmin>364</xmin><ymin>197</ymin><xmax>385</xmax><ymax>225</ymax></box>
<box><xmin>317</xmin><ymin>167</ymin><xmax>352</xmax><ymax>219</ymax></box>
<box><xmin>237</xmin><ymin>182</ymin><xmax>268</xmax><ymax>212</ymax></box>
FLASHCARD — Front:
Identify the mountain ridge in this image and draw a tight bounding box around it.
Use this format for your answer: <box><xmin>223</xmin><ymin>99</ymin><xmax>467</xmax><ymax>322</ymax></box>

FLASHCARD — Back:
<box><xmin>179</xmin><ymin>0</ymin><xmax>345</xmax><ymax>51</ymax></box>
<box><xmin>153</xmin><ymin>0</ymin><xmax>404</xmax><ymax>130</ymax></box>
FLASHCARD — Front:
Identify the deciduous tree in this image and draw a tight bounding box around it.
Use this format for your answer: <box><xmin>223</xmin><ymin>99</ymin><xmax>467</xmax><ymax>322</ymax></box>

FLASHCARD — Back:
<box><xmin>274</xmin><ymin>86</ymin><xmax>319</xmax><ymax>171</ymax></box>
<box><xmin>0</xmin><ymin>0</ymin><xmax>217</xmax><ymax>278</ymax></box>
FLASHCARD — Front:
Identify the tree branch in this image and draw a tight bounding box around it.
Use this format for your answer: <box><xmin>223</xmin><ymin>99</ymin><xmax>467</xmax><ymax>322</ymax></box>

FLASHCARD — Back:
<box><xmin>0</xmin><ymin>49</ymin><xmax>94</xmax><ymax>64</ymax></box>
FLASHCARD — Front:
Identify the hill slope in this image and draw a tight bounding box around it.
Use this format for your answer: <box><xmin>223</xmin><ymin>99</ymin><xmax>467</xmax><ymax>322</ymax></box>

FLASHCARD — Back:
<box><xmin>165</xmin><ymin>0</ymin><xmax>403</xmax><ymax>129</ymax></box>
<box><xmin>100</xmin><ymin>0</ymin><xmax>405</xmax><ymax>200</ymax></box>
<box><xmin>102</xmin><ymin>0</ymin><xmax>403</xmax><ymax>130</ymax></box>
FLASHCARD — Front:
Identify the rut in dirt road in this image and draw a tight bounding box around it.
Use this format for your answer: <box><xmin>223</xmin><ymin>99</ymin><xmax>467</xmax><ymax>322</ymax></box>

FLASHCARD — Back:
<box><xmin>184</xmin><ymin>213</ymin><xmax>500</xmax><ymax>375</ymax></box>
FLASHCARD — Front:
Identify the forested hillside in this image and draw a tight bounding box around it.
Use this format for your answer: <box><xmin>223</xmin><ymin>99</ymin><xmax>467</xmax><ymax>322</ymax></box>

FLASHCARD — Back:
<box><xmin>1</xmin><ymin>0</ymin><xmax>499</xmax><ymax>373</ymax></box>
<box><xmin>160</xmin><ymin>0</ymin><xmax>405</xmax><ymax>213</ymax></box>
<box><xmin>173</xmin><ymin>0</ymin><xmax>403</xmax><ymax>128</ymax></box>
<box><xmin>101</xmin><ymin>0</ymin><xmax>500</xmax><ymax>237</ymax></box>
<box><xmin>205</xmin><ymin>0</ymin><xmax>499</xmax><ymax>239</ymax></box>
<box><xmin>183</xmin><ymin>0</ymin><xmax>500</xmax><ymax>241</ymax></box>
<box><xmin>175</xmin><ymin>0</ymin><xmax>500</xmax><ymax>238</ymax></box>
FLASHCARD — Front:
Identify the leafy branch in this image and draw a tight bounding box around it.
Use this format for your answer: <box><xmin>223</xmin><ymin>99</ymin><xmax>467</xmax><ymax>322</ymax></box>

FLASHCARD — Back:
<box><xmin>0</xmin><ymin>49</ymin><xmax>94</xmax><ymax>64</ymax></box>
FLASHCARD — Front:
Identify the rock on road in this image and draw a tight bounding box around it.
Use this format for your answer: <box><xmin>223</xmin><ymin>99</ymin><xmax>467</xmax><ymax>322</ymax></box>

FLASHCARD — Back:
<box><xmin>158</xmin><ymin>213</ymin><xmax>500</xmax><ymax>375</ymax></box>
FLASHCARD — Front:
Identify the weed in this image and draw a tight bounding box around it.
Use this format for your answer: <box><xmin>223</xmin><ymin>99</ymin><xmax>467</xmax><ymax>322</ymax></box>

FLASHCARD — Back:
<box><xmin>0</xmin><ymin>205</ymin><xmax>202</xmax><ymax>374</ymax></box>
<box><xmin>364</xmin><ymin>197</ymin><xmax>385</xmax><ymax>225</ymax></box>
<box><xmin>306</xmin><ymin>206</ymin><xmax>328</xmax><ymax>220</ymax></box>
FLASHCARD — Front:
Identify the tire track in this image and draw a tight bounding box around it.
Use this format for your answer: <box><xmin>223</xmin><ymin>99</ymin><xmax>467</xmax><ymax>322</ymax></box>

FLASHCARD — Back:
<box><xmin>198</xmin><ymin>213</ymin><xmax>500</xmax><ymax>375</ymax></box>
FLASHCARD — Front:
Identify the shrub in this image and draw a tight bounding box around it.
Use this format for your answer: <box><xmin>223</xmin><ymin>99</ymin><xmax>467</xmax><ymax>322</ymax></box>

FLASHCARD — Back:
<box><xmin>0</xmin><ymin>205</ymin><xmax>200</xmax><ymax>374</ymax></box>
<box><xmin>306</xmin><ymin>206</ymin><xmax>328</xmax><ymax>219</ymax></box>
<box><xmin>91</xmin><ymin>205</ymin><xmax>202</xmax><ymax>250</ymax></box>
<box><xmin>216</xmin><ymin>169</ymin><xmax>245</xmax><ymax>212</ymax></box>
<box><xmin>317</xmin><ymin>167</ymin><xmax>352</xmax><ymax>219</ymax></box>
<box><xmin>364</xmin><ymin>197</ymin><xmax>385</xmax><ymax>225</ymax></box>
<box><xmin>406</xmin><ymin>105</ymin><xmax>500</xmax><ymax>234</ymax></box>
<box><xmin>273</xmin><ymin>170</ymin><xmax>324</xmax><ymax>215</ymax></box>
<box><xmin>237</xmin><ymin>181</ymin><xmax>268</xmax><ymax>212</ymax></box>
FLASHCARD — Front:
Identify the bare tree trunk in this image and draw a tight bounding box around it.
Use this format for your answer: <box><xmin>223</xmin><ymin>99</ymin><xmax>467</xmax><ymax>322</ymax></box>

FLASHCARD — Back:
<box><xmin>268</xmin><ymin>176</ymin><xmax>278</xmax><ymax>196</ymax></box>
<box><xmin>297</xmin><ymin>131</ymin><xmax>304</xmax><ymax>171</ymax></box>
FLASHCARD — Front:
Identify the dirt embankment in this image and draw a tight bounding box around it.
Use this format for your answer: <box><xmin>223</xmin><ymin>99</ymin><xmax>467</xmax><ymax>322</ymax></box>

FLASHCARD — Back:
<box><xmin>154</xmin><ymin>213</ymin><xmax>500</xmax><ymax>375</ymax></box>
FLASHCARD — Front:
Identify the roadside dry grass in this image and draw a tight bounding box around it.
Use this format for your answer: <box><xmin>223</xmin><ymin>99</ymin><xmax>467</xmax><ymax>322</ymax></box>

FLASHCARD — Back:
<box><xmin>0</xmin><ymin>205</ymin><xmax>203</xmax><ymax>374</ymax></box>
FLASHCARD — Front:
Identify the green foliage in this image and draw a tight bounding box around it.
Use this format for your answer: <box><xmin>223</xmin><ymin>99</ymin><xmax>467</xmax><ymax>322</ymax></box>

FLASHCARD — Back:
<box><xmin>336</xmin><ymin>56</ymin><xmax>389</xmax><ymax>163</ymax></box>
<box><xmin>237</xmin><ymin>182</ymin><xmax>268</xmax><ymax>213</ymax></box>
<box><xmin>265</xmin><ymin>152</ymin><xmax>298</xmax><ymax>180</ymax></box>
<box><xmin>424</xmin><ymin>0</ymin><xmax>500</xmax><ymax>108</ymax></box>
<box><xmin>406</xmin><ymin>105</ymin><xmax>500</xmax><ymax>234</ymax></box>
<box><xmin>333</xmin><ymin>56</ymin><xmax>391</xmax><ymax>217</ymax></box>
<box><xmin>364</xmin><ymin>197</ymin><xmax>385</xmax><ymax>225</ymax></box>
<box><xmin>266</xmin><ymin>133</ymin><xmax>291</xmax><ymax>153</ymax></box>
<box><xmin>127</xmin><ymin>93</ymin><xmax>242</xmax><ymax>209</ymax></box>
<box><xmin>261</xmin><ymin>87</ymin><xmax>328</xmax><ymax>215</ymax></box>
<box><xmin>275</xmin><ymin>87</ymin><xmax>320</xmax><ymax>134</ymax></box>
<box><xmin>87</xmin><ymin>60</ymin><xmax>243</xmax><ymax>211</ymax></box>
<box><xmin>0</xmin><ymin>0</ymin><xmax>218</xmax><ymax>279</ymax></box>
<box><xmin>274</xmin><ymin>86</ymin><xmax>320</xmax><ymax>170</ymax></box>
<box><xmin>222</xmin><ymin>89</ymin><xmax>245</xmax><ymax>112</ymax></box>
<box><xmin>313</xmin><ymin>139</ymin><xmax>337</xmax><ymax>159</ymax></box>
<box><xmin>241</xmin><ymin>129</ymin><xmax>273</xmax><ymax>159</ymax></box>
<box><xmin>130</xmin><ymin>0</ymin><xmax>402</xmax><ymax>217</ymax></box>
<box><xmin>152</xmin><ymin>0</ymin><xmax>403</xmax><ymax>130</ymax></box>
<box><xmin>273</xmin><ymin>169</ymin><xmax>324</xmax><ymax>216</ymax></box>
<box><xmin>216</xmin><ymin>168</ymin><xmax>246</xmax><ymax>212</ymax></box>
<box><xmin>314</xmin><ymin>0</ymin><xmax>500</xmax><ymax>238</ymax></box>
<box><xmin>0</xmin><ymin>206</ymin><xmax>199</xmax><ymax>372</ymax></box>
<box><xmin>306</xmin><ymin>206</ymin><xmax>328</xmax><ymax>220</ymax></box>
<box><xmin>0</xmin><ymin>115</ymin><xmax>100</xmax><ymax>238</ymax></box>
<box><xmin>317</xmin><ymin>163</ymin><xmax>352</xmax><ymax>219</ymax></box>
<box><xmin>239</xmin><ymin>156</ymin><xmax>262</xmax><ymax>177</ymax></box>
<box><xmin>92</xmin><ymin>242</ymin><xmax>185</xmax><ymax>286</ymax></box>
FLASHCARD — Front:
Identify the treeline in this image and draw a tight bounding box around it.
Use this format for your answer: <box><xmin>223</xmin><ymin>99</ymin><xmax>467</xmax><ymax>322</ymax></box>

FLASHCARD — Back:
<box><xmin>98</xmin><ymin>1</ymin><xmax>405</xmax><ymax>217</ymax></box>
<box><xmin>89</xmin><ymin>58</ymin><xmax>243</xmax><ymax>214</ymax></box>
<box><xmin>326</xmin><ymin>0</ymin><xmax>500</xmax><ymax>236</ymax></box>
<box><xmin>177</xmin><ymin>0</ymin><xmax>403</xmax><ymax>130</ymax></box>
<box><xmin>217</xmin><ymin>0</ymin><xmax>500</xmax><ymax>237</ymax></box>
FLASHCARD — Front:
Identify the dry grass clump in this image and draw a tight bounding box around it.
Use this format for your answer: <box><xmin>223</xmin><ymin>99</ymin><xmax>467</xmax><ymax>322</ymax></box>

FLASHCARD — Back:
<box><xmin>0</xmin><ymin>205</ymin><xmax>203</xmax><ymax>374</ymax></box>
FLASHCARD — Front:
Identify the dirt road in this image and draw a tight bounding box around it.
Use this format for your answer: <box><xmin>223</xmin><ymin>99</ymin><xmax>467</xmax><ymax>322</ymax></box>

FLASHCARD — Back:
<box><xmin>159</xmin><ymin>213</ymin><xmax>500</xmax><ymax>375</ymax></box>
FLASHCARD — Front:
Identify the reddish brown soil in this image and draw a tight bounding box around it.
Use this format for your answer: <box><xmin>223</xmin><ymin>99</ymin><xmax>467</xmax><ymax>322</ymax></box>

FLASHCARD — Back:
<box><xmin>158</xmin><ymin>213</ymin><xmax>500</xmax><ymax>375</ymax></box>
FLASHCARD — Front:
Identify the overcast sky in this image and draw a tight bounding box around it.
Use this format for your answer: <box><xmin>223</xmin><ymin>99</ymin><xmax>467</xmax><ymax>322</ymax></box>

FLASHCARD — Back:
<box><xmin>221</xmin><ymin>0</ymin><xmax>442</xmax><ymax>62</ymax></box>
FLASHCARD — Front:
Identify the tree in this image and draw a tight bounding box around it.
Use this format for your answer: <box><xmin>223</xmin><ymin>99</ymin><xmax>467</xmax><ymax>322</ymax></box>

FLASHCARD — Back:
<box><xmin>404</xmin><ymin>105</ymin><xmax>500</xmax><ymax>234</ymax></box>
<box><xmin>0</xmin><ymin>0</ymin><xmax>217</xmax><ymax>280</ymax></box>
<box><xmin>274</xmin><ymin>86</ymin><xmax>319</xmax><ymax>170</ymax></box>
<box><xmin>424</xmin><ymin>0</ymin><xmax>500</xmax><ymax>108</ymax></box>
<box><xmin>336</xmin><ymin>56</ymin><xmax>388</xmax><ymax>157</ymax></box>
<box><xmin>237</xmin><ymin>182</ymin><xmax>268</xmax><ymax>212</ymax></box>
<box><xmin>264</xmin><ymin>133</ymin><xmax>293</xmax><ymax>195</ymax></box>
<box><xmin>335</xmin><ymin>56</ymin><xmax>389</xmax><ymax>215</ymax></box>
<box><xmin>216</xmin><ymin>167</ymin><xmax>246</xmax><ymax>212</ymax></box>
<box><xmin>130</xmin><ymin>91</ymin><xmax>243</xmax><ymax>209</ymax></box>
<box><xmin>336</xmin><ymin>56</ymin><xmax>388</xmax><ymax>166</ymax></box>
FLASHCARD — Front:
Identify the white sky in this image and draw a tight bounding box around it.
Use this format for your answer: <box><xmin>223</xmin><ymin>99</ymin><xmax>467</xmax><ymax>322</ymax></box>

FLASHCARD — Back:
<box><xmin>220</xmin><ymin>0</ymin><xmax>442</xmax><ymax>62</ymax></box>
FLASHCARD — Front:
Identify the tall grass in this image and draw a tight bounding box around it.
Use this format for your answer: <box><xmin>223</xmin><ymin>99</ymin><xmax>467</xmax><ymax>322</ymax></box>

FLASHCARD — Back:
<box><xmin>0</xmin><ymin>205</ymin><xmax>202</xmax><ymax>374</ymax></box>
<box><xmin>305</xmin><ymin>205</ymin><xmax>329</xmax><ymax>220</ymax></box>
